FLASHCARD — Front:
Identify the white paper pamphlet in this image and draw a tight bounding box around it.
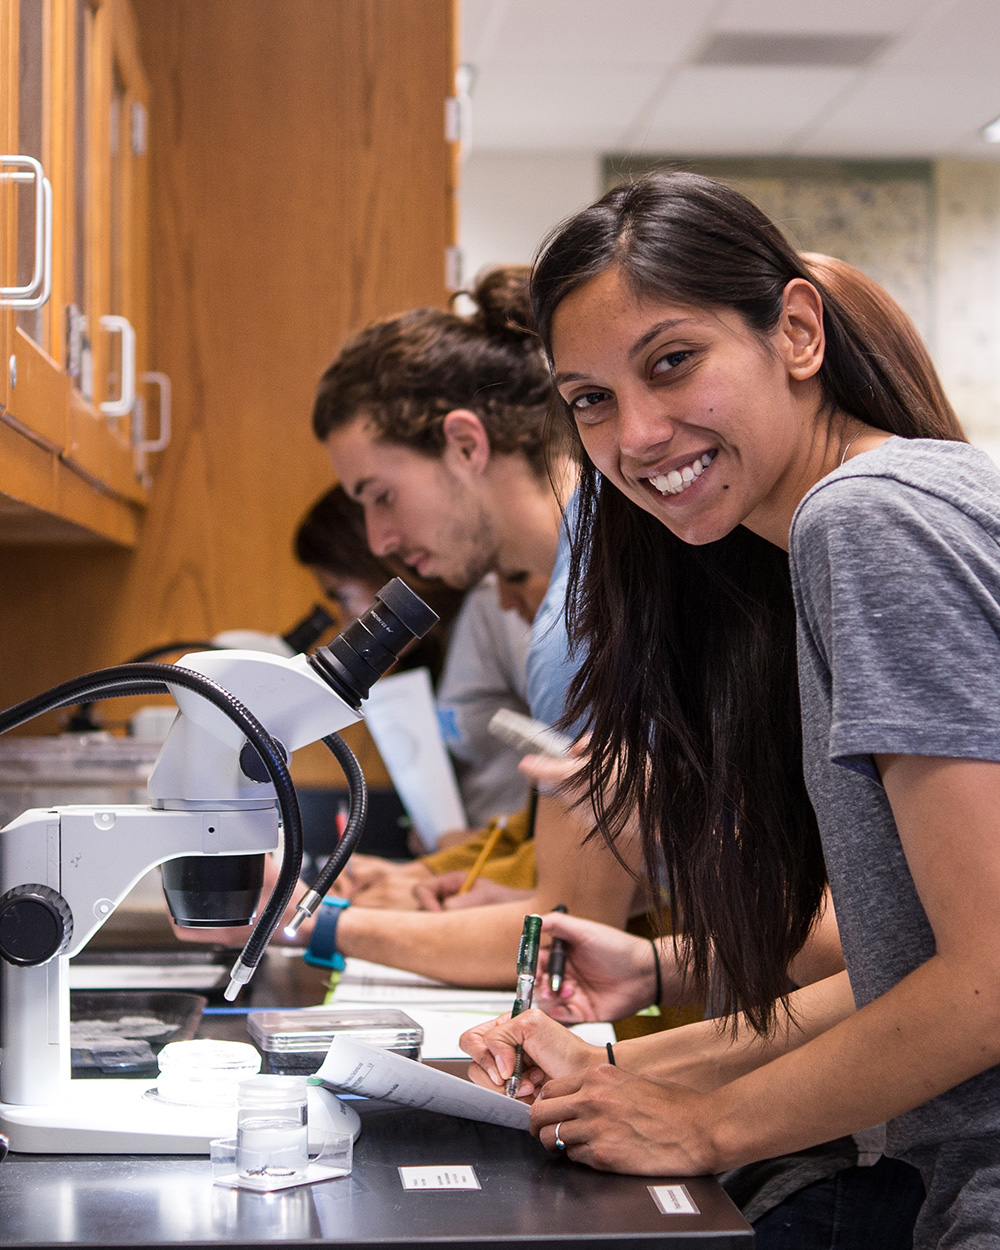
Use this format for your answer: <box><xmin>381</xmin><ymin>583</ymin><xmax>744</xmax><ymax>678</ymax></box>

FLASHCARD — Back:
<box><xmin>313</xmin><ymin>1035</ymin><xmax>530</xmax><ymax>1130</ymax></box>
<box><xmin>361</xmin><ymin>668</ymin><xmax>467</xmax><ymax>850</ymax></box>
<box><xmin>332</xmin><ymin>957</ymin><xmax>513</xmax><ymax>1015</ymax></box>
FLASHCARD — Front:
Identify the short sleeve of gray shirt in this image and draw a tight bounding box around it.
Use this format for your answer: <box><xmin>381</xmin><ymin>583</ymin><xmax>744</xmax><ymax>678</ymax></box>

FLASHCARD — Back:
<box><xmin>790</xmin><ymin>436</ymin><xmax>1000</xmax><ymax>1156</ymax></box>
<box><xmin>793</xmin><ymin>438</ymin><xmax>1000</xmax><ymax>779</ymax></box>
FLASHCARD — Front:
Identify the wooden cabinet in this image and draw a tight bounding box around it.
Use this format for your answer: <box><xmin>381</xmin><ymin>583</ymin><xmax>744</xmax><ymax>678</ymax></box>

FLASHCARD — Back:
<box><xmin>5</xmin><ymin>0</ymin><xmax>64</xmax><ymax>451</ymax></box>
<box><xmin>0</xmin><ymin>0</ymin><xmax>456</xmax><ymax>802</ymax></box>
<box><xmin>0</xmin><ymin>0</ymin><xmax>154</xmax><ymax>543</ymax></box>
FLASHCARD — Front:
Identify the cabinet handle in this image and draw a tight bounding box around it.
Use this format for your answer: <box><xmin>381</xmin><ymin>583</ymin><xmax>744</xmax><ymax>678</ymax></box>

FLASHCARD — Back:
<box><xmin>0</xmin><ymin>156</ymin><xmax>52</xmax><ymax>309</ymax></box>
<box><xmin>99</xmin><ymin>315</ymin><xmax>136</xmax><ymax>417</ymax></box>
<box><xmin>134</xmin><ymin>371</ymin><xmax>172</xmax><ymax>452</ymax></box>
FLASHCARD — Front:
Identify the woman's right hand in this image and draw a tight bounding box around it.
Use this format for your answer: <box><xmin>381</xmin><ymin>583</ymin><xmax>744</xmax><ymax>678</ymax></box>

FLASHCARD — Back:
<box><xmin>460</xmin><ymin>1007</ymin><xmax>601</xmax><ymax>1100</ymax></box>
<box><xmin>461</xmin><ymin>1009</ymin><xmax>720</xmax><ymax>1174</ymax></box>
<box><xmin>535</xmin><ymin>912</ymin><xmax>662</xmax><ymax>1023</ymax></box>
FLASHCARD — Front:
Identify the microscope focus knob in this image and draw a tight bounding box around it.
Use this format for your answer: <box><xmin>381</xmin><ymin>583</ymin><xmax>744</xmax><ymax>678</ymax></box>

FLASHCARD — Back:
<box><xmin>239</xmin><ymin>736</ymin><xmax>288</xmax><ymax>784</ymax></box>
<box><xmin>0</xmin><ymin>883</ymin><xmax>74</xmax><ymax>966</ymax></box>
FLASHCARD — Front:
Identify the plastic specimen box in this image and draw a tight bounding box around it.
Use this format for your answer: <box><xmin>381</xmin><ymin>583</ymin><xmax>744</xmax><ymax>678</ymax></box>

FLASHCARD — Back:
<box><xmin>247</xmin><ymin>1007</ymin><xmax>423</xmax><ymax>1074</ymax></box>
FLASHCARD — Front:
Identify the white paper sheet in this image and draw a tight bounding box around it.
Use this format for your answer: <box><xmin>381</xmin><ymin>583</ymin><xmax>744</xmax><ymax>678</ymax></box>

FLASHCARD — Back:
<box><xmin>313</xmin><ymin>1035</ymin><xmax>530</xmax><ymax>1130</ymax></box>
<box><xmin>331</xmin><ymin>957</ymin><xmax>513</xmax><ymax>1014</ymax></box>
<box><xmin>337</xmin><ymin>958</ymin><xmax>444</xmax><ymax>988</ymax></box>
<box><xmin>361</xmin><ymin>668</ymin><xmax>467</xmax><ymax>850</ymax></box>
<box><xmin>394</xmin><ymin>1009</ymin><xmax>501</xmax><ymax>1059</ymax></box>
<box><xmin>334</xmin><ymin>981</ymin><xmax>514</xmax><ymax>1013</ymax></box>
<box><xmin>361</xmin><ymin>1006</ymin><xmax>616</xmax><ymax>1061</ymax></box>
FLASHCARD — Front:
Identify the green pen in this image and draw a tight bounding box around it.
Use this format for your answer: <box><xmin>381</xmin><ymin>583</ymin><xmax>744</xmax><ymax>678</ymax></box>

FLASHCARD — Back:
<box><xmin>506</xmin><ymin>913</ymin><xmax>542</xmax><ymax>1098</ymax></box>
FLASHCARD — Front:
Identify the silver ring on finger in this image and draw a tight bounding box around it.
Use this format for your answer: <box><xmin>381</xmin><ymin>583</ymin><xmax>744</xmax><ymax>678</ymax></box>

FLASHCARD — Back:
<box><xmin>553</xmin><ymin>1121</ymin><xmax>566</xmax><ymax>1152</ymax></box>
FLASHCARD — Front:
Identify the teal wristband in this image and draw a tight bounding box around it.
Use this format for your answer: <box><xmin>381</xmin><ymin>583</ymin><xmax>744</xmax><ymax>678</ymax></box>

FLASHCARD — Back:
<box><xmin>304</xmin><ymin>896</ymin><xmax>351</xmax><ymax>970</ymax></box>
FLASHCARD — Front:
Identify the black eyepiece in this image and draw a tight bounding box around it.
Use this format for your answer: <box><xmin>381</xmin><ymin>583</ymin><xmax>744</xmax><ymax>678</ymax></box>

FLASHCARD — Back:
<box><xmin>308</xmin><ymin>578</ymin><xmax>438</xmax><ymax>708</ymax></box>
<box><xmin>281</xmin><ymin>603</ymin><xmax>335</xmax><ymax>654</ymax></box>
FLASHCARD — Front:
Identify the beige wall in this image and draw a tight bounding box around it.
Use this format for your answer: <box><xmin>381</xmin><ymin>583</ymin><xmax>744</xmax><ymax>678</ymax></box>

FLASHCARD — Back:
<box><xmin>459</xmin><ymin>150</ymin><xmax>602</xmax><ymax>283</ymax></box>
<box><xmin>933</xmin><ymin>161</ymin><xmax>1000</xmax><ymax>456</ymax></box>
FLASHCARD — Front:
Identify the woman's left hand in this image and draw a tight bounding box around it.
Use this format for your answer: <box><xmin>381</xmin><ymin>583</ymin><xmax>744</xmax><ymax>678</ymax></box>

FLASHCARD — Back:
<box><xmin>530</xmin><ymin>1066</ymin><xmax>717</xmax><ymax>1176</ymax></box>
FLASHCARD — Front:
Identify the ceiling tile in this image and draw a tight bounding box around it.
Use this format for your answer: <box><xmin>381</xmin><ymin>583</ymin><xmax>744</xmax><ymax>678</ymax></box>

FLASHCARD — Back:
<box><xmin>637</xmin><ymin>66</ymin><xmax>857</xmax><ymax>150</ymax></box>
<box><xmin>470</xmin><ymin>64</ymin><xmax>665</xmax><ymax>149</ymax></box>
<box><xmin>460</xmin><ymin>0</ymin><xmax>1000</xmax><ymax>159</ymax></box>
<box><xmin>879</xmin><ymin>0</ymin><xmax>1000</xmax><ymax>71</ymax></box>
<box><xmin>806</xmin><ymin>72</ymin><xmax>1000</xmax><ymax>150</ymax></box>
<box><xmin>468</xmin><ymin>0</ymin><xmax>708</xmax><ymax>67</ymax></box>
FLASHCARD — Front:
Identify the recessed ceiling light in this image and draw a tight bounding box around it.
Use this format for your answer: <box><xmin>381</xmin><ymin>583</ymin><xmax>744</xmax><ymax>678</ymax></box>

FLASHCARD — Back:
<box><xmin>695</xmin><ymin>31</ymin><xmax>890</xmax><ymax>69</ymax></box>
<box><xmin>983</xmin><ymin>116</ymin><xmax>1000</xmax><ymax>143</ymax></box>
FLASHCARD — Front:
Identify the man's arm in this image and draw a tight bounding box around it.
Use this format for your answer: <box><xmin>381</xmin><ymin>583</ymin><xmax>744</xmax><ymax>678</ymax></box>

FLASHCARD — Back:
<box><xmin>332</xmin><ymin>793</ymin><xmax>642</xmax><ymax>986</ymax></box>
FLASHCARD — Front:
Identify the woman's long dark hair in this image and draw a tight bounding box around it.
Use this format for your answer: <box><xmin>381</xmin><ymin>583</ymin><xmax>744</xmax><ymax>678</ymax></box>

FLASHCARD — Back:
<box><xmin>532</xmin><ymin>172</ymin><xmax>966</xmax><ymax>1033</ymax></box>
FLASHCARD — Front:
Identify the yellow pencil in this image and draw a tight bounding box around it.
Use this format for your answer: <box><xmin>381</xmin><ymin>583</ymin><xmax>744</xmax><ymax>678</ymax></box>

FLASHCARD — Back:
<box><xmin>455</xmin><ymin>821</ymin><xmax>506</xmax><ymax>895</ymax></box>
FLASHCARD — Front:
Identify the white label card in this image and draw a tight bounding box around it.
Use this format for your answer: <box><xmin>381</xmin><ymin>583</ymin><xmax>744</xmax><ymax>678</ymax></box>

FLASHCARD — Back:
<box><xmin>648</xmin><ymin>1184</ymin><xmax>700</xmax><ymax>1216</ymax></box>
<box><xmin>399</xmin><ymin>1165</ymin><xmax>481</xmax><ymax>1191</ymax></box>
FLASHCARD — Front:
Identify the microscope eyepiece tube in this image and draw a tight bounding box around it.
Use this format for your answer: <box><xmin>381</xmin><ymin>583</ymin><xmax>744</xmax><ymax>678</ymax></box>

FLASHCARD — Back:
<box><xmin>308</xmin><ymin>578</ymin><xmax>438</xmax><ymax>708</ymax></box>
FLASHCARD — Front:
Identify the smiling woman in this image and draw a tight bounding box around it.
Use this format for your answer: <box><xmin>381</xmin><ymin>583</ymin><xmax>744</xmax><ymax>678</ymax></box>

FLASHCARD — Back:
<box><xmin>531</xmin><ymin>173</ymin><xmax>966</xmax><ymax>1031</ymax></box>
<box><xmin>484</xmin><ymin>171</ymin><xmax>1000</xmax><ymax>1249</ymax></box>
<box><xmin>548</xmin><ymin>267</ymin><xmax>844</xmax><ymax>549</ymax></box>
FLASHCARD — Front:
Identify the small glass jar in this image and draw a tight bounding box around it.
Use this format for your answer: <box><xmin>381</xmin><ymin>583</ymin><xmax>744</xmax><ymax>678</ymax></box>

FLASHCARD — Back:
<box><xmin>236</xmin><ymin>1074</ymin><xmax>309</xmax><ymax>1180</ymax></box>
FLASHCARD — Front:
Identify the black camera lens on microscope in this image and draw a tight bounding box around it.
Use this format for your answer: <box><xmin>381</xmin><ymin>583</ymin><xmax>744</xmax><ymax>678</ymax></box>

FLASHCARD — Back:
<box><xmin>161</xmin><ymin>854</ymin><xmax>265</xmax><ymax>928</ymax></box>
<box><xmin>308</xmin><ymin>578</ymin><xmax>439</xmax><ymax>707</ymax></box>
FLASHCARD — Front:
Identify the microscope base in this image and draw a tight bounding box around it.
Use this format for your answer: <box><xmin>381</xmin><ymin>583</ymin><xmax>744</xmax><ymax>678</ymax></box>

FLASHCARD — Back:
<box><xmin>0</xmin><ymin>1079</ymin><xmax>361</xmax><ymax>1154</ymax></box>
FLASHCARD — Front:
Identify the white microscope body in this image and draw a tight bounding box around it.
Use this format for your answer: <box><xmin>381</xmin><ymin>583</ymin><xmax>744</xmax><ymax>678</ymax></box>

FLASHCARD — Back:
<box><xmin>0</xmin><ymin>648</ymin><xmax>364</xmax><ymax>1153</ymax></box>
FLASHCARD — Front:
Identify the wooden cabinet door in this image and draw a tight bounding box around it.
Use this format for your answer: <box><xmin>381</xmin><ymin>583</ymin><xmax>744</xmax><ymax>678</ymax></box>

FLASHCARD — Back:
<box><xmin>64</xmin><ymin>0</ymin><xmax>150</xmax><ymax>502</ymax></box>
<box><xmin>3</xmin><ymin>0</ymin><xmax>70</xmax><ymax>450</ymax></box>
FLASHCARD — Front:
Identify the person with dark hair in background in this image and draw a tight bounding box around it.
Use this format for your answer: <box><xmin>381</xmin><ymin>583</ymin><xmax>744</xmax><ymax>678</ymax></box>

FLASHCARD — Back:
<box><xmin>461</xmin><ymin>177</ymin><xmax>992</xmax><ymax>1249</ymax></box>
<box><xmin>312</xmin><ymin>266</ymin><xmax>574</xmax><ymax>597</ymax></box>
<box><xmin>294</xmin><ymin>483</ymin><xmax>464</xmax><ymax>685</ymax></box>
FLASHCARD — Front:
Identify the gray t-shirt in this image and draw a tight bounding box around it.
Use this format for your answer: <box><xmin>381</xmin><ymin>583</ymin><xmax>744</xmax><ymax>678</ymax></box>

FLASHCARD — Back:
<box><xmin>791</xmin><ymin>435</ymin><xmax>1000</xmax><ymax>1158</ymax></box>
<box><xmin>436</xmin><ymin>575</ymin><xmax>531</xmax><ymax>827</ymax></box>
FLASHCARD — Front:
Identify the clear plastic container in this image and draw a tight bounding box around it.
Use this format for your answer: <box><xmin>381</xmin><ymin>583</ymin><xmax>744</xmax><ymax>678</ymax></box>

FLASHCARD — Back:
<box><xmin>236</xmin><ymin>1075</ymin><xmax>309</xmax><ymax>1180</ymax></box>
<box><xmin>247</xmin><ymin>1007</ymin><xmax>422</xmax><ymax>1074</ymax></box>
<box><xmin>0</xmin><ymin>733</ymin><xmax>162</xmax><ymax>826</ymax></box>
<box><xmin>210</xmin><ymin>1129</ymin><xmax>353</xmax><ymax>1191</ymax></box>
<box><xmin>156</xmin><ymin>1039</ymin><xmax>261</xmax><ymax>1106</ymax></box>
